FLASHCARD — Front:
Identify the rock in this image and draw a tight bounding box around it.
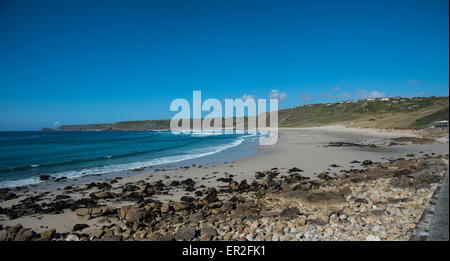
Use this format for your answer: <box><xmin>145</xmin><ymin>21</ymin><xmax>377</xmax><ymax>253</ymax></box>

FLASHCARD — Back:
<box><xmin>217</xmin><ymin>177</ymin><xmax>233</xmax><ymax>183</ymax></box>
<box><xmin>73</xmin><ymin>224</ymin><xmax>89</xmax><ymax>232</ymax></box>
<box><xmin>272</xmin><ymin>233</ymin><xmax>280</xmax><ymax>241</ymax></box>
<box><xmin>188</xmin><ymin>212</ymin><xmax>204</xmax><ymax>223</ymax></box>
<box><xmin>55</xmin><ymin>195</ymin><xmax>71</xmax><ymax>200</ymax></box>
<box><xmin>90</xmin><ymin>206</ymin><xmax>115</xmax><ymax>217</ymax></box>
<box><xmin>317</xmin><ymin>213</ymin><xmax>330</xmax><ymax>224</ymax></box>
<box><xmin>407</xmin><ymin>153</ymin><xmax>415</xmax><ymax>157</ymax></box>
<box><xmin>120</xmin><ymin>206</ymin><xmax>146</xmax><ymax>223</ymax></box>
<box><xmin>371</xmin><ymin>225</ymin><xmax>381</xmax><ymax>233</ymax></box>
<box><xmin>288</xmin><ymin>167</ymin><xmax>303</xmax><ymax>173</ymax></box>
<box><xmin>170</xmin><ymin>180</ymin><xmax>180</xmax><ymax>186</ymax></box>
<box><xmin>6</xmin><ymin>224</ymin><xmax>23</xmax><ymax>234</ymax></box>
<box><xmin>366</xmin><ymin>235</ymin><xmax>381</xmax><ymax>241</ymax></box>
<box><xmin>160</xmin><ymin>203</ymin><xmax>172</xmax><ymax>213</ymax></box>
<box><xmin>238</xmin><ymin>180</ymin><xmax>250</xmax><ymax>191</ymax></box>
<box><xmin>74</xmin><ymin>208</ymin><xmax>90</xmax><ymax>217</ymax></box>
<box><xmin>220</xmin><ymin>201</ymin><xmax>234</xmax><ymax>212</ymax></box>
<box><xmin>66</xmin><ymin>234</ymin><xmax>80</xmax><ymax>241</ymax></box>
<box><xmin>297</xmin><ymin>216</ymin><xmax>307</xmax><ymax>226</ymax></box>
<box><xmin>39</xmin><ymin>175</ymin><xmax>51</xmax><ymax>181</ymax></box>
<box><xmin>138</xmin><ymin>184</ymin><xmax>155</xmax><ymax>196</ymax></box>
<box><xmin>203</xmin><ymin>187</ymin><xmax>218</xmax><ymax>203</ymax></box>
<box><xmin>103</xmin><ymin>235</ymin><xmax>121</xmax><ymax>241</ymax></box>
<box><xmin>0</xmin><ymin>230</ymin><xmax>7</xmax><ymax>241</ymax></box>
<box><xmin>362</xmin><ymin>160</ymin><xmax>373</xmax><ymax>166</ymax></box>
<box><xmin>92</xmin><ymin>191</ymin><xmax>116</xmax><ymax>199</ymax></box>
<box><xmin>39</xmin><ymin>229</ymin><xmax>56</xmax><ymax>240</ymax></box>
<box><xmin>330</xmin><ymin>164</ymin><xmax>340</xmax><ymax>168</ymax></box>
<box><xmin>175</xmin><ymin>226</ymin><xmax>196</xmax><ymax>241</ymax></box>
<box><xmin>394</xmin><ymin>169</ymin><xmax>412</xmax><ymax>177</ymax></box>
<box><xmin>74</xmin><ymin>206</ymin><xmax>114</xmax><ymax>220</ymax></box>
<box><xmin>317</xmin><ymin>173</ymin><xmax>331</xmax><ymax>180</ymax></box>
<box><xmin>180</xmin><ymin>196</ymin><xmax>195</xmax><ymax>203</ymax></box>
<box><xmin>339</xmin><ymin>186</ymin><xmax>352</xmax><ymax>196</ymax></box>
<box><xmin>279</xmin><ymin>191</ymin><xmax>345</xmax><ymax>208</ymax></box>
<box><xmin>280</xmin><ymin>207</ymin><xmax>299</xmax><ymax>218</ymax></box>
<box><xmin>255</xmin><ymin>172</ymin><xmax>266</xmax><ymax>179</ymax></box>
<box><xmin>223</xmin><ymin>233</ymin><xmax>232</xmax><ymax>240</ymax></box>
<box><xmin>172</xmin><ymin>202</ymin><xmax>189</xmax><ymax>211</ymax></box>
<box><xmin>233</xmin><ymin>203</ymin><xmax>259</xmax><ymax>217</ymax></box>
<box><xmin>200</xmin><ymin>226</ymin><xmax>217</xmax><ymax>241</ymax></box>
<box><xmin>262</xmin><ymin>176</ymin><xmax>273</xmax><ymax>186</ymax></box>
<box><xmin>229</xmin><ymin>181</ymin><xmax>240</xmax><ymax>191</ymax></box>
<box><xmin>14</xmin><ymin>228</ymin><xmax>34</xmax><ymax>241</ymax></box>
<box><xmin>181</xmin><ymin>178</ymin><xmax>195</xmax><ymax>187</ymax></box>
<box><xmin>204</xmin><ymin>193</ymin><xmax>218</xmax><ymax>203</ymax></box>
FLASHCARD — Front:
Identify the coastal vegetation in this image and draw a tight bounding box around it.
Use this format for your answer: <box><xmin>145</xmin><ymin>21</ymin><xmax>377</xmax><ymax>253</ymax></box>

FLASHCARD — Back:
<box><xmin>47</xmin><ymin>96</ymin><xmax>449</xmax><ymax>131</ymax></box>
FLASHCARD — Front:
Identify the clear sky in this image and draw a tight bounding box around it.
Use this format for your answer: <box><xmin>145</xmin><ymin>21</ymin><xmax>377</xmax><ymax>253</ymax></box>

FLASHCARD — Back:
<box><xmin>0</xmin><ymin>0</ymin><xmax>448</xmax><ymax>130</ymax></box>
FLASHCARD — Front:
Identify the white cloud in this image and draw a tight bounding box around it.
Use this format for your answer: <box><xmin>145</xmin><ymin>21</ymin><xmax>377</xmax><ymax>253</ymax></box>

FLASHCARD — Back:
<box><xmin>336</xmin><ymin>92</ymin><xmax>352</xmax><ymax>100</ymax></box>
<box><xmin>53</xmin><ymin>121</ymin><xmax>61</xmax><ymax>127</ymax></box>
<box><xmin>241</xmin><ymin>94</ymin><xmax>255</xmax><ymax>101</ymax></box>
<box><xmin>269</xmin><ymin>89</ymin><xmax>288</xmax><ymax>102</ymax></box>
<box><xmin>355</xmin><ymin>89</ymin><xmax>386</xmax><ymax>99</ymax></box>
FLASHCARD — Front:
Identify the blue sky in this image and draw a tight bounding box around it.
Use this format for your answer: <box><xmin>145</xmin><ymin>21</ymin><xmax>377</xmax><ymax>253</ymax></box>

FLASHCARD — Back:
<box><xmin>0</xmin><ymin>0</ymin><xmax>448</xmax><ymax>130</ymax></box>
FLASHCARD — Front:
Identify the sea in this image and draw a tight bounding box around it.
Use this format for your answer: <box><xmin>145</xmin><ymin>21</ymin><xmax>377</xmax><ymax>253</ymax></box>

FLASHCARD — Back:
<box><xmin>0</xmin><ymin>130</ymin><xmax>261</xmax><ymax>188</ymax></box>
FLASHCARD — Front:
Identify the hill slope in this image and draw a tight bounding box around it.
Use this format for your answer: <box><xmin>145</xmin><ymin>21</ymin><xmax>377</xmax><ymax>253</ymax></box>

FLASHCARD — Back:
<box><xmin>278</xmin><ymin>96</ymin><xmax>448</xmax><ymax>129</ymax></box>
<box><xmin>48</xmin><ymin>96</ymin><xmax>449</xmax><ymax>131</ymax></box>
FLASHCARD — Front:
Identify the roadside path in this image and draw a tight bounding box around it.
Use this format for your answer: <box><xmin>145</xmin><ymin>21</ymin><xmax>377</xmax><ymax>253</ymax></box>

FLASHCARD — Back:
<box><xmin>411</xmin><ymin>167</ymin><xmax>449</xmax><ymax>241</ymax></box>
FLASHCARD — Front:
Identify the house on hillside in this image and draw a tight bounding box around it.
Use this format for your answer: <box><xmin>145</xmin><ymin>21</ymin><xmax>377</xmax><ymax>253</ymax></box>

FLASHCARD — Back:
<box><xmin>427</xmin><ymin>120</ymin><xmax>449</xmax><ymax>128</ymax></box>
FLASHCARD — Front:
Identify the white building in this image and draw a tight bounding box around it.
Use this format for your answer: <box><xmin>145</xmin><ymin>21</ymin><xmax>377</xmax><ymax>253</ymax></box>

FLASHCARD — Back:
<box><xmin>427</xmin><ymin>120</ymin><xmax>449</xmax><ymax>128</ymax></box>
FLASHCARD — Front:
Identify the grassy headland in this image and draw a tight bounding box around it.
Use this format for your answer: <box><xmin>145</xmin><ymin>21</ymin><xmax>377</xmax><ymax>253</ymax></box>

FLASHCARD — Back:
<box><xmin>48</xmin><ymin>96</ymin><xmax>448</xmax><ymax>131</ymax></box>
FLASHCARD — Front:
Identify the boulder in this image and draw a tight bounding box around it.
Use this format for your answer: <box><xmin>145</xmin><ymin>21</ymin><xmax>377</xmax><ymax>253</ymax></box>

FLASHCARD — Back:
<box><xmin>175</xmin><ymin>226</ymin><xmax>196</xmax><ymax>241</ymax></box>
<box><xmin>39</xmin><ymin>229</ymin><xmax>56</xmax><ymax>240</ymax></box>
<box><xmin>66</xmin><ymin>234</ymin><xmax>80</xmax><ymax>241</ymax></box>
<box><xmin>138</xmin><ymin>184</ymin><xmax>155</xmax><ymax>197</ymax></box>
<box><xmin>120</xmin><ymin>206</ymin><xmax>146</xmax><ymax>222</ymax></box>
<box><xmin>200</xmin><ymin>226</ymin><xmax>217</xmax><ymax>241</ymax></box>
<box><xmin>14</xmin><ymin>228</ymin><xmax>34</xmax><ymax>241</ymax></box>
<box><xmin>279</xmin><ymin>191</ymin><xmax>345</xmax><ymax>208</ymax></box>
<box><xmin>73</xmin><ymin>224</ymin><xmax>89</xmax><ymax>232</ymax></box>
<box><xmin>172</xmin><ymin>202</ymin><xmax>189</xmax><ymax>211</ymax></box>
<box><xmin>39</xmin><ymin>175</ymin><xmax>51</xmax><ymax>181</ymax></box>
<box><xmin>0</xmin><ymin>230</ymin><xmax>7</xmax><ymax>241</ymax></box>
<box><xmin>74</xmin><ymin>206</ymin><xmax>114</xmax><ymax>220</ymax></box>
<box><xmin>91</xmin><ymin>229</ymin><xmax>105</xmax><ymax>239</ymax></box>
<box><xmin>160</xmin><ymin>203</ymin><xmax>173</xmax><ymax>213</ymax></box>
<box><xmin>362</xmin><ymin>160</ymin><xmax>373</xmax><ymax>166</ymax></box>
<box><xmin>288</xmin><ymin>167</ymin><xmax>303</xmax><ymax>173</ymax></box>
<box><xmin>280</xmin><ymin>207</ymin><xmax>299</xmax><ymax>218</ymax></box>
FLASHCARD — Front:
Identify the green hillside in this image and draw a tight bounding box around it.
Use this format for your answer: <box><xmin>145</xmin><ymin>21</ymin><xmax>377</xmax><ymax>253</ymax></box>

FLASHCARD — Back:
<box><xmin>278</xmin><ymin>96</ymin><xmax>448</xmax><ymax>129</ymax></box>
<box><xmin>49</xmin><ymin>96</ymin><xmax>449</xmax><ymax>131</ymax></box>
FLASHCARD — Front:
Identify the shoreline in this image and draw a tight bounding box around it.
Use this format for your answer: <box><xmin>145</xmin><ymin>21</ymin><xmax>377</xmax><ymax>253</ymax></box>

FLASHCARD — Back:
<box><xmin>0</xmin><ymin>126</ymin><xmax>448</xmax><ymax>240</ymax></box>
<box><xmin>1</xmin><ymin>125</ymin><xmax>439</xmax><ymax>191</ymax></box>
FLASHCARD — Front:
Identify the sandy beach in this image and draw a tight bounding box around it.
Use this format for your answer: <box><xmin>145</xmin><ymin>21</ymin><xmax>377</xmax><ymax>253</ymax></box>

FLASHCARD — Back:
<box><xmin>0</xmin><ymin>126</ymin><xmax>448</xmax><ymax>240</ymax></box>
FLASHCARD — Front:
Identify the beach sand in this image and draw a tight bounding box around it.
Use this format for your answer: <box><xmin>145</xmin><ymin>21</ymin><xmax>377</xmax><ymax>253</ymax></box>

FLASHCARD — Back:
<box><xmin>0</xmin><ymin>126</ymin><xmax>448</xmax><ymax>236</ymax></box>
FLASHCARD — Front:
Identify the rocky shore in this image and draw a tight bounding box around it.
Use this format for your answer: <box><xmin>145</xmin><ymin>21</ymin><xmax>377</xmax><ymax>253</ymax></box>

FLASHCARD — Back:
<box><xmin>0</xmin><ymin>152</ymin><xmax>448</xmax><ymax>241</ymax></box>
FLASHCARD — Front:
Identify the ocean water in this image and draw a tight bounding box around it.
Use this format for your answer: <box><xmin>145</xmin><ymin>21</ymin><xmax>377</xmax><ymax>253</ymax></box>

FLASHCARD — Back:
<box><xmin>0</xmin><ymin>130</ymin><xmax>260</xmax><ymax>188</ymax></box>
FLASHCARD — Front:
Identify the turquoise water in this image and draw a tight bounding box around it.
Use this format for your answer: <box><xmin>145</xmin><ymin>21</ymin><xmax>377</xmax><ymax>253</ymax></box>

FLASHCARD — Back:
<box><xmin>0</xmin><ymin>130</ymin><xmax>259</xmax><ymax>188</ymax></box>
